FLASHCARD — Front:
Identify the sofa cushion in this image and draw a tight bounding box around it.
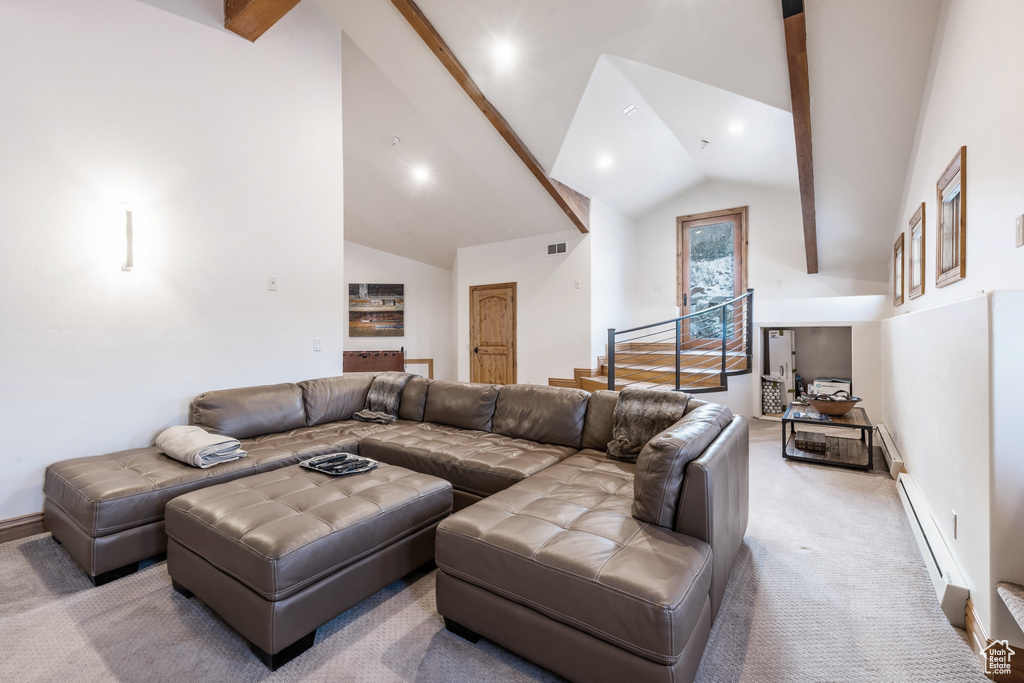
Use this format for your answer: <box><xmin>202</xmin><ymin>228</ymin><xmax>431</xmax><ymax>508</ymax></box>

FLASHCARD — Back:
<box><xmin>166</xmin><ymin>463</ymin><xmax>452</xmax><ymax>601</ymax></box>
<box><xmin>358</xmin><ymin>422</ymin><xmax>577</xmax><ymax>497</ymax></box>
<box><xmin>299</xmin><ymin>374</ymin><xmax>376</xmax><ymax>426</ymax></box>
<box><xmin>581</xmin><ymin>390</ymin><xmax>618</xmax><ymax>451</ymax></box>
<box><xmin>436</xmin><ymin>450</ymin><xmax>713</xmax><ymax>666</ymax></box>
<box><xmin>422</xmin><ymin>381</ymin><xmax>499</xmax><ymax>432</ymax></box>
<box><xmin>492</xmin><ymin>385</ymin><xmax>590</xmax><ymax>449</ymax></box>
<box><xmin>190</xmin><ymin>383</ymin><xmax>306</xmax><ymax>439</ymax></box>
<box><xmin>43</xmin><ymin>421</ymin><xmax>393</xmax><ymax>537</ymax></box>
<box><xmin>632</xmin><ymin>403</ymin><xmax>734</xmax><ymax>528</ymax></box>
<box><xmin>398</xmin><ymin>375</ymin><xmax>430</xmax><ymax>422</ymax></box>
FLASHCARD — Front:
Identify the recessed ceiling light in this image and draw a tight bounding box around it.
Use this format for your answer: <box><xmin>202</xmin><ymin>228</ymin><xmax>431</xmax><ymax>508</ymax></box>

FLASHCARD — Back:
<box><xmin>596</xmin><ymin>154</ymin><xmax>614</xmax><ymax>171</ymax></box>
<box><xmin>727</xmin><ymin>121</ymin><xmax>745</xmax><ymax>135</ymax></box>
<box><xmin>411</xmin><ymin>165</ymin><xmax>431</xmax><ymax>183</ymax></box>
<box><xmin>623</xmin><ymin>104</ymin><xmax>638</xmax><ymax>116</ymax></box>
<box><xmin>492</xmin><ymin>39</ymin><xmax>517</xmax><ymax>69</ymax></box>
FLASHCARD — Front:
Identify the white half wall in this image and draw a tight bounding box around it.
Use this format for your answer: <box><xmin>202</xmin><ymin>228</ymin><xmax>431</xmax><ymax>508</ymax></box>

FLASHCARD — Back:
<box><xmin>344</xmin><ymin>242</ymin><xmax>454</xmax><ymax>380</ymax></box>
<box><xmin>882</xmin><ymin>295</ymin><xmax>992</xmax><ymax>636</ymax></box>
<box><xmin>0</xmin><ymin>0</ymin><xmax>345</xmax><ymax>519</ymax></box>
<box><xmin>755</xmin><ymin>296</ymin><xmax>886</xmax><ymax>422</ymax></box>
<box><xmin>455</xmin><ymin>230</ymin><xmax>591</xmax><ymax>385</ymax></box>
<box><xmin>990</xmin><ymin>290</ymin><xmax>1024</xmax><ymax>642</ymax></box>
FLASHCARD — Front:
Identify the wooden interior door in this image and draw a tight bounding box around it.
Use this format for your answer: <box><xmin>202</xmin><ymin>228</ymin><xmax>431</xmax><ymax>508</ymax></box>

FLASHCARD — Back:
<box><xmin>469</xmin><ymin>283</ymin><xmax>516</xmax><ymax>384</ymax></box>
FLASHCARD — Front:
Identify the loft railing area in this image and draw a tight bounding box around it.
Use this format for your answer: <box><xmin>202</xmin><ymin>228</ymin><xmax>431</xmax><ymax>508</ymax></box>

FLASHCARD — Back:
<box><xmin>606</xmin><ymin>289</ymin><xmax>754</xmax><ymax>393</ymax></box>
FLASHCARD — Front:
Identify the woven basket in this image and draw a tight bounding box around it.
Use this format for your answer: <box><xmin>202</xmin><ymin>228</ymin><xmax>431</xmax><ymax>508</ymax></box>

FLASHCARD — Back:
<box><xmin>807</xmin><ymin>398</ymin><xmax>859</xmax><ymax>416</ymax></box>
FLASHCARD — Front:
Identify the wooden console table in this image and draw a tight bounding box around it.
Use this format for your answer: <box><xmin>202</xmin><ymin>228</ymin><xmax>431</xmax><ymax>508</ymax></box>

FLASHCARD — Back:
<box><xmin>782</xmin><ymin>404</ymin><xmax>873</xmax><ymax>470</ymax></box>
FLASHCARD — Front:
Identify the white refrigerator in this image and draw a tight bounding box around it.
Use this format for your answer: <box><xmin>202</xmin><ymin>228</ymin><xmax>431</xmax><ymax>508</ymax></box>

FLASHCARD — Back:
<box><xmin>766</xmin><ymin>329</ymin><xmax>796</xmax><ymax>407</ymax></box>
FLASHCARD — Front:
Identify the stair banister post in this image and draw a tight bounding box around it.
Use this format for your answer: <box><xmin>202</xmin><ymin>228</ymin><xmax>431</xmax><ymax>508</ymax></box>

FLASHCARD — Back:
<box><xmin>745</xmin><ymin>289</ymin><xmax>754</xmax><ymax>372</ymax></box>
<box><xmin>721</xmin><ymin>304</ymin><xmax>728</xmax><ymax>382</ymax></box>
<box><xmin>675</xmin><ymin>319</ymin><xmax>682</xmax><ymax>391</ymax></box>
<box><xmin>607</xmin><ymin>328</ymin><xmax>616</xmax><ymax>391</ymax></box>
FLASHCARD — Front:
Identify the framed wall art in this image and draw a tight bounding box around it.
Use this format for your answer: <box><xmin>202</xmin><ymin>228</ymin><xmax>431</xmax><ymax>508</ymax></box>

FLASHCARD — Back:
<box><xmin>348</xmin><ymin>283</ymin><xmax>405</xmax><ymax>337</ymax></box>
<box><xmin>909</xmin><ymin>203</ymin><xmax>925</xmax><ymax>300</ymax></box>
<box><xmin>893</xmin><ymin>233</ymin><xmax>905</xmax><ymax>307</ymax></box>
<box><xmin>936</xmin><ymin>146</ymin><xmax>966</xmax><ymax>288</ymax></box>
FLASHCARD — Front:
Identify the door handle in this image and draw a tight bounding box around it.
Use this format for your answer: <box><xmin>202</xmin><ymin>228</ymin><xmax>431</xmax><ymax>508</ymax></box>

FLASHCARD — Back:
<box><xmin>474</xmin><ymin>347</ymin><xmax>479</xmax><ymax>354</ymax></box>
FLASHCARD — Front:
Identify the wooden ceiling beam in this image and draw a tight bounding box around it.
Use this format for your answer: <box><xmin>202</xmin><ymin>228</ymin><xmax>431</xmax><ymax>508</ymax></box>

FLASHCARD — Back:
<box><xmin>390</xmin><ymin>0</ymin><xmax>590</xmax><ymax>234</ymax></box>
<box><xmin>225</xmin><ymin>0</ymin><xmax>302</xmax><ymax>42</ymax></box>
<box><xmin>782</xmin><ymin>0</ymin><xmax>819</xmax><ymax>274</ymax></box>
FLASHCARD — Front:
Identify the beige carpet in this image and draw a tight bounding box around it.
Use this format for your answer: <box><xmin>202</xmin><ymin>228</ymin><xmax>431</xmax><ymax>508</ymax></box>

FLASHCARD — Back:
<box><xmin>0</xmin><ymin>419</ymin><xmax>988</xmax><ymax>682</ymax></box>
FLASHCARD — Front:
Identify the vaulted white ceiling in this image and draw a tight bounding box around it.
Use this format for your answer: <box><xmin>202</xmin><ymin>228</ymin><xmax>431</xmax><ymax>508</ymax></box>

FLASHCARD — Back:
<box><xmin>318</xmin><ymin>0</ymin><xmax>943</xmax><ymax>280</ymax></box>
<box><xmin>550</xmin><ymin>55</ymin><xmax>798</xmax><ymax>217</ymax></box>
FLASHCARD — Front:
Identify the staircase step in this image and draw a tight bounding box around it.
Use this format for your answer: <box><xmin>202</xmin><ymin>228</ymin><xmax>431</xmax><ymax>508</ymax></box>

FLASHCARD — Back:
<box><xmin>613</xmin><ymin>352</ymin><xmax>744</xmax><ymax>368</ymax></box>
<box><xmin>610</xmin><ymin>366</ymin><xmax>721</xmax><ymax>384</ymax></box>
<box><xmin>580</xmin><ymin>372</ymin><xmax>724</xmax><ymax>392</ymax></box>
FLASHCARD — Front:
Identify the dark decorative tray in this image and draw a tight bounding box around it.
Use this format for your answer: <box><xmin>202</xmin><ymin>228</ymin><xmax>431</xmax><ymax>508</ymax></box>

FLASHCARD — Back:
<box><xmin>300</xmin><ymin>452</ymin><xmax>378</xmax><ymax>477</ymax></box>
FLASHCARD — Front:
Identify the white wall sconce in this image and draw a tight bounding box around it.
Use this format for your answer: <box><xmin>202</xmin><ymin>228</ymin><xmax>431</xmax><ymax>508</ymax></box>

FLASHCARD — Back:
<box><xmin>121</xmin><ymin>207</ymin><xmax>133</xmax><ymax>271</ymax></box>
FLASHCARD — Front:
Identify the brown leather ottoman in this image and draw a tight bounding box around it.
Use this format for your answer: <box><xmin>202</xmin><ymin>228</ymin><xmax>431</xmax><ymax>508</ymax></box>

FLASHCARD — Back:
<box><xmin>165</xmin><ymin>462</ymin><xmax>452</xmax><ymax>670</ymax></box>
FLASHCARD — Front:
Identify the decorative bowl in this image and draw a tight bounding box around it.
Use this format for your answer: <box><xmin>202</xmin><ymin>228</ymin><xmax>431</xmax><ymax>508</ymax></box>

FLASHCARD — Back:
<box><xmin>807</xmin><ymin>398</ymin><xmax>860</xmax><ymax>416</ymax></box>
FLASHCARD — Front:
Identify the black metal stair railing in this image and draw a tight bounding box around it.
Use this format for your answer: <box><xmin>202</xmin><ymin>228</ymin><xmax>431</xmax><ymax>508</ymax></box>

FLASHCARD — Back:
<box><xmin>606</xmin><ymin>289</ymin><xmax>754</xmax><ymax>393</ymax></box>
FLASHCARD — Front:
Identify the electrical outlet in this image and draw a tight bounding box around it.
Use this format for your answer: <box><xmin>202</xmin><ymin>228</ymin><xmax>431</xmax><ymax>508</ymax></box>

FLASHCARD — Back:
<box><xmin>267</xmin><ymin>276</ymin><xmax>278</xmax><ymax>291</ymax></box>
<box><xmin>313</xmin><ymin>338</ymin><xmax>321</xmax><ymax>352</ymax></box>
<box><xmin>952</xmin><ymin>510</ymin><xmax>958</xmax><ymax>539</ymax></box>
<box><xmin>1016</xmin><ymin>215</ymin><xmax>1024</xmax><ymax>248</ymax></box>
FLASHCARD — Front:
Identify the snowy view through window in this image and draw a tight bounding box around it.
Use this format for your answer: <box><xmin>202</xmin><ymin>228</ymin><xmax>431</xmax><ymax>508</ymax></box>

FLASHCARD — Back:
<box><xmin>688</xmin><ymin>222</ymin><xmax>735</xmax><ymax>339</ymax></box>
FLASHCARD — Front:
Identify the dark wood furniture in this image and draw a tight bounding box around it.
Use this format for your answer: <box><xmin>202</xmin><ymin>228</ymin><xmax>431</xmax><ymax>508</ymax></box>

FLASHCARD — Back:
<box><xmin>782</xmin><ymin>404</ymin><xmax>873</xmax><ymax>470</ymax></box>
<box><xmin>342</xmin><ymin>349</ymin><xmax>405</xmax><ymax>373</ymax></box>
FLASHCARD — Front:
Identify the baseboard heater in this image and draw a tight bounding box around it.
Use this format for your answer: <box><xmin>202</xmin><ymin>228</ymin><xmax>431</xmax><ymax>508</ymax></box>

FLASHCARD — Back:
<box><xmin>896</xmin><ymin>473</ymin><xmax>970</xmax><ymax>628</ymax></box>
<box><xmin>875</xmin><ymin>423</ymin><xmax>905</xmax><ymax>480</ymax></box>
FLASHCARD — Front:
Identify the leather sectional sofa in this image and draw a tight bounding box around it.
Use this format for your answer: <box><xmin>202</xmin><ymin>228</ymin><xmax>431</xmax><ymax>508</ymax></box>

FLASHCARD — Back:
<box><xmin>42</xmin><ymin>373</ymin><xmax>748</xmax><ymax>682</ymax></box>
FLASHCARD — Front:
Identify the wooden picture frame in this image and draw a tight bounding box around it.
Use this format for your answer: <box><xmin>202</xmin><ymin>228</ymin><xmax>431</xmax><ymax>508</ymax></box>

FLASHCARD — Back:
<box><xmin>893</xmin><ymin>233</ymin><xmax>905</xmax><ymax>307</ymax></box>
<box><xmin>909</xmin><ymin>203</ymin><xmax>925</xmax><ymax>300</ymax></box>
<box><xmin>936</xmin><ymin>146</ymin><xmax>966</xmax><ymax>288</ymax></box>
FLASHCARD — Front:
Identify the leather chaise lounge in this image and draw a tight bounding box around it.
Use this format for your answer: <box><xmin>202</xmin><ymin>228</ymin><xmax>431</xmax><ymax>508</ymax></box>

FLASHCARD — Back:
<box><xmin>42</xmin><ymin>373</ymin><xmax>749</xmax><ymax>682</ymax></box>
<box><xmin>435</xmin><ymin>400</ymin><xmax>748</xmax><ymax>683</ymax></box>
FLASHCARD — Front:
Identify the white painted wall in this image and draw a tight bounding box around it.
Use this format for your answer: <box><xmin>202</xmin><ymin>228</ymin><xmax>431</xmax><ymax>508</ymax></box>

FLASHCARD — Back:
<box><xmin>881</xmin><ymin>296</ymin><xmax>993</xmax><ymax>637</ymax></box>
<box><xmin>882</xmin><ymin>0</ymin><xmax>1024</xmax><ymax>640</ymax></box>
<box><xmin>0</xmin><ymin>0</ymin><xmax>345</xmax><ymax>519</ymax></box>
<box><xmin>455</xmin><ymin>230</ymin><xmax>592</xmax><ymax>385</ymax></box>
<box><xmin>889</xmin><ymin>0</ymin><xmax>1024</xmax><ymax>318</ymax></box>
<box><xmin>589</xmin><ymin>200</ymin><xmax>635</xmax><ymax>363</ymax></box>
<box><xmin>634</xmin><ymin>180</ymin><xmax>886</xmax><ymax>326</ymax></box>
<box><xmin>344</xmin><ymin>241</ymin><xmax>454</xmax><ymax>380</ymax></box>
<box><xmin>990</xmin><ymin>291</ymin><xmax>1024</xmax><ymax>641</ymax></box>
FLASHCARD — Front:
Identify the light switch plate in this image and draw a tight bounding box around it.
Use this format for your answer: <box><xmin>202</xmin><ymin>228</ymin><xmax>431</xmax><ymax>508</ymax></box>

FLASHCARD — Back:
<box><xmin>267</xmin><ymin>276</ymin><xmax>278</xmax><ymax>291</ymax></box>
<box><xmin>1016</xmin><ymin>215</ymin><xmax>1023</xmax><ymax>248</ymax></box>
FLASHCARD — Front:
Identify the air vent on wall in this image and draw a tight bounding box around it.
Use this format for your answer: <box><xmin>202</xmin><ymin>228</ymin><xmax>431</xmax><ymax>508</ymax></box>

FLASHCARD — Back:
<box><xmin>546</xmin><ymin>242</ymin><xmax>567</xmax><ymax>256</ymax></box>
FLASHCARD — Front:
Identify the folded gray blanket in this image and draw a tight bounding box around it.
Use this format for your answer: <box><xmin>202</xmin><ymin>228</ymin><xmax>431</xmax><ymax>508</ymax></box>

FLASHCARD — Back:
<box><xmin>352</xmin><ymin>372</ymin><xmax>416</xmax><ymax>424</ymax></box>
<box><xmin>607</xmin><ymin>387</ymin><xmax>691</xmax><ymax>462</ymax></box>
<box><xmin>155</xmin><ymin>426</ymin><xmax>247</xmax><ymax>469</ymax></box>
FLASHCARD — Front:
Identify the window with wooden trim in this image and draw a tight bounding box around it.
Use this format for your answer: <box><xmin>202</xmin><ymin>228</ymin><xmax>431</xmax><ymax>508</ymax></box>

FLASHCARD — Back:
<box><xmin>676</xmin><ymin>207</ymin><xmax>748</xmax><ymax>341</ymax></box>
<box><xmin>909</xmin><ymin>203</ymin><xmax>925</xmax><ymax>300</ymax></box>
<box><xmin>936</xmin><ymin>146</ymin><xmax>966</xmax><ymax>288</ymax></box>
